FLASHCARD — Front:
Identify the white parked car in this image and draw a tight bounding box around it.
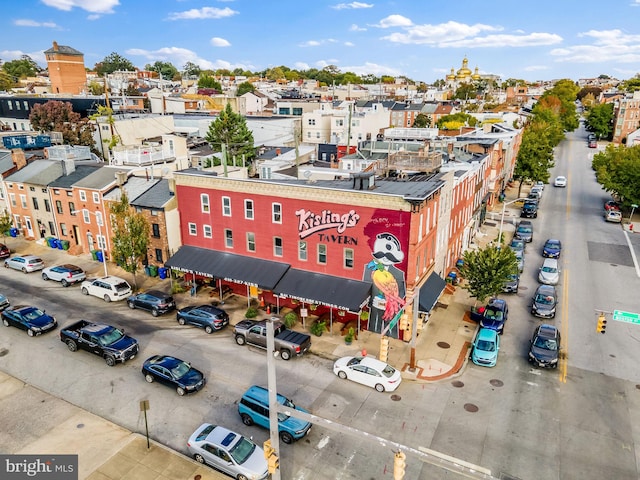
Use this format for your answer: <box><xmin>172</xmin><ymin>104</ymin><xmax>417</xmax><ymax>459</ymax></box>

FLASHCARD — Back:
<box><xmin>333</xmin><ymin>355</ymin><xmax>402</xmax><ymax>392</ymax></box>
<box><xmin>4</xmin><ymin>255</ymin><xmax>44</xmax><ymax>273</ymax></box>
<box><xmin>604</xmin><ymin>209</ymin><xmax>622</xmax><ymax>223</ymax></box>
<box><xmin>80</xmin><ymin>276</ymin><xmax>132</xmax><ymax>302</ymax></box>
<box><xmin>554</xmin><ymin>176</ymin><xmax>567</xmax><ymax>187</ymax></box>
<box><xmin>187</xmin><ymin>423</ymin><xmax>269</xmax><ymax>480</ymax></box>
<box><xmin>41</xmin><ymin>264</ymin><xmax>86</xmax><ymax>287</ymax></box>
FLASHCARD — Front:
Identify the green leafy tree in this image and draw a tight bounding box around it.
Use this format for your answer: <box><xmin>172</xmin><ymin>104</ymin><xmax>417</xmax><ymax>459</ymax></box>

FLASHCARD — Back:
<box><xmin>0</xmin><ymin>209</ymin><xmax>12</xmax><ymax>241</ymax></box>
<box><xmin>87</xmin><ymin>80</ymin><xmax>104</xmax><ymax>95</ymax></box>
<box><xmin>0</xmin><ymin>71</ymin><xmax>15</xmax><ymax>91</ymax></box>
<box><xmin>94</xmin><ymin>52</ymin><xmax>136</xmax><ymax>75</ymax></box>
<box><xmin>198</xmin><ymin>75</ymin><xmax>222</xmax><ymax>91</ymax></box>
<box><xmin>412</xmin><ymin>113</ymin><xmax>429</xmax><ymax>128</ymax></box>
<box><xmin>577</xmin><ymin>86</ymin><xmax>602</xmax><ymax>102</ymax></box>
<box><xmin>236</xmin><ymin>81</ymin><xmax>255</xmax><ymax>96</ymax></box>
<box><xmin>205</xmin><ymin>103</ymin><xmax>255</xmax><ymax>166</ymax></box>
<box><xmin>585</xmin><ymin>103</ymin><xmax>614</xmax><ymax>140</ymax></box>
<box><xmin>592</xmin><ymin>144</ymin><xmax>640</xmax><ymax>207</ymax></box>
<box><xmin>2</xmin><ymin>55</ymin><xmax>40</xmax><ymax>79</ymax></box>
<box><xmin>109</xmin><ymin>193</ymin><xmax>150</xmax><ymax>290</ymax></box>
<box><xmin>145</xmin><ymin>61</ymin><xmax>178</xmax><ymax>81</ymax></box>
<box><xmin>459</xmin><ymin>245</ymin><xmax>518</xmax><ymax>305</ymax></box>
<box><xmin>29</xmin><ymin>101</ymin><xmax>95</xmax><ymax>147</ymax></box>
<box><xmin>437</xmin><ymin>112</ymin><xmax>477</xmax><ymax>129</ymax></box>
<box><xmin>454</xmin><ymin>82</ymin><xmax>479</xmax><ymax>101</ymax></box>
<box><xmin>182</xmin><ymin>61</ymin><xmax>201</xmax><ymax>78</ymax></box>
<box><xmin>620</xmin><ymin>77</ymin><xmax>640</xmax><ymax>93</ymax></box>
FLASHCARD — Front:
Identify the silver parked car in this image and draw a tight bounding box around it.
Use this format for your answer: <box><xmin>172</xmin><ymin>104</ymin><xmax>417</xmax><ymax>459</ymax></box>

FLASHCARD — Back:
<box><xmin>187</xmin><ymin>423</ymin><xmax>269</xmax><ymax>480</ymax></box>
<box><xmin>4</xmin><ymin>255</ymin><xmax>44</xmax><ymax>273</ymax></box>
<box><xmin>538</xmin><ymin>258</ymin><xmax>560</xmax><ymax>285</ymax></box>
<box><xmin>42</xmin><ymin>264</ymin><xmax>86</xmax><ymax>287</ymax></box>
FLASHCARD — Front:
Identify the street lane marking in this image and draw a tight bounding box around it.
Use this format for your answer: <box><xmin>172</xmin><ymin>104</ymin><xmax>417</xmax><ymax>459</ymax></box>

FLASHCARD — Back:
<box><xmin>622</xmin><ymin>229</ymin><xmax>640</xmax><ymax>278</ymax></box>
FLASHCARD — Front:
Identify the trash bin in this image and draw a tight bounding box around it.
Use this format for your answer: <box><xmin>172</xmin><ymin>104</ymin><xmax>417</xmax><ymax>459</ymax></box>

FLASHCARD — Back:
<box><xmin>9</xmin><ymin>228</ymin><xmax>18</xmax><ymax>237</ymax></box>
<box><xmin>46</xmin><ymin>237</ymin><xmax>54</xmax><ymax>247</ymax></box>
<box><xmin>61</xmin><ymin>240</ymin><xmax>70</xmax><ymax>250</ymax></box>
<box><xmin>91</xmin><ymin>250</ymin><xmax>98</xmax><ymax>261</ymax></box>
<box><xmin>56</xmin><ymin>239</ymin><xmax>63</xmax><ymax>249</ymax></box>
<box><xmin>148</xmin><ymin>265</ymin><xmax>158</xmax><ymax>277</ymax></box>
<box><xmin>96</xmin><ymin>250</ymin><xmax>104</xmax><ymax>263</ymax></box>
<box><xmin>158</xmin><ymin>267</ymin><xmax>168</xmax><ymax>279</ymax></box>
<box><xmin>144</xmin><ymin>265</ymin><xmax>151</xmax><ymax>276</ymax></box>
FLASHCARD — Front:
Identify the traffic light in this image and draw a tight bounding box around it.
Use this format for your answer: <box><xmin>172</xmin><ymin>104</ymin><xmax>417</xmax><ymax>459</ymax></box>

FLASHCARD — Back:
<box><xmin>393</xmin><ymin>450</ymin><xmax>406</xmax><ymax>480</ymax></box>
<box><xmin>379</xmin><ymin>336</ymin><xmax>389</xmax><ymax>362</ymax></box>
<box><xmin>596</xmin><ymin>314</ymin><xmax>607</xmax><ymax>334</ymax></box>
<box><xmin>263</xmin><ymin>439</ymin><xmax>274</xmax><ymax>459</ymax></box>
<box><xmin>267</xmin><ymin>454</ymin><xmax>279</xmax><ymax>474</ymax></box>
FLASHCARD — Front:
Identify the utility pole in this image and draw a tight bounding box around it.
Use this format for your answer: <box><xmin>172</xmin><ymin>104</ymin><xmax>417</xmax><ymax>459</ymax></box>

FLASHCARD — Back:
<box><xmin>265</xmin><ymin>318</ymin><xmax>281</xmax><ymax>479</ymax></box>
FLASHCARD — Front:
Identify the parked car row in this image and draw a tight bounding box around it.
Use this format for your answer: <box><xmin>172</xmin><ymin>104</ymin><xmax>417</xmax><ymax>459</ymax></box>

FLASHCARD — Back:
<box><xmin>604</xmin><ymin>199</ymin><xmax>622</xmax><ymax>223</ymax></box>
<box><xmin>472</xmin><ymin>182</ymin><xmax>562</xmax><ymax>369</ymax></box>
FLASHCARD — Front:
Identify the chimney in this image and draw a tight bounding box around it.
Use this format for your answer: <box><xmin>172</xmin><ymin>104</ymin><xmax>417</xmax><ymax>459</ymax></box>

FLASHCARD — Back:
<box><xmin>115</xmin><ymin>171</ymin><xmax>128</xmax><ymax>186</ymax></box>
<box><xmin>52</xmin><ymin>41</ymin><xmax>59</xmax><ymax>52</ymax></box>
<box><xmin>11</xmin><ymin>149</ymin><xmax>27</xmax><ymax>170</ymax></box>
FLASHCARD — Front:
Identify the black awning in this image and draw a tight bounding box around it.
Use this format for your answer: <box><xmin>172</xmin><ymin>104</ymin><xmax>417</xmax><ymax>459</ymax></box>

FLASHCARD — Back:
<box><xmin>418</xmin><ymin>272</ymin><xmax>447</xmax><ymax>313</ymax></box>
<box><xmin>273</xmin><ymin>268</ymin><xmax>372</xmax><ymax>312</ymax></box>
<box><xmin>165</xmin><ymin>246</ymin><xmax>290</xmax><ymax>290</ymax></box>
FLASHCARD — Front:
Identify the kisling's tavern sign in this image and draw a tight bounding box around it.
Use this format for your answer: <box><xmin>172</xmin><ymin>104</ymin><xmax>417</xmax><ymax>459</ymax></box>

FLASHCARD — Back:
<box><xmin>296</xmin><ymin>208</ymin><xmax>360</xmax><ymax>243</ymax></box>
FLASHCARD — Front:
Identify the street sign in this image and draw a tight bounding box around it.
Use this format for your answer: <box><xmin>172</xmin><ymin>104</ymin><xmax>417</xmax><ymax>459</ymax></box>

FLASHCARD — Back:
<box><xmin>613</xmin><ymin>310</ymin><xmax>640</xmax><ymax>324</ymax></box>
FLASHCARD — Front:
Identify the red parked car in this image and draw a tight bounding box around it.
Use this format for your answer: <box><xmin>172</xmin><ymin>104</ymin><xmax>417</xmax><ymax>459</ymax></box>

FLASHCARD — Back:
<box><xmin>604</xmin><ymin>200</ymin><xmax>621</xmax><ymax>212</ymax></box>
<box><xmin>0</xmin><ymin>243</ymin><xmax>9</xmax><ymax>259</ymax></box>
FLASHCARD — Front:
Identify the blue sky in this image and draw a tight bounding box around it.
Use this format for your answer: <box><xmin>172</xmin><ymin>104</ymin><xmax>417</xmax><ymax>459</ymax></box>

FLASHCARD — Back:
<box><xmin>2</xmin><ymin>0</ymin><xmax>640</xmax><ymax>83</ymax></box>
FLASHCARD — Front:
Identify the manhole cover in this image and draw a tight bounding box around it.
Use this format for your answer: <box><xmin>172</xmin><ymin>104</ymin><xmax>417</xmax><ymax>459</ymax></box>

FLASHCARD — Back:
<box><xmin>610</xmin><ymin>354</ymin><xmax>616</xmax><ymax>358</ymax></box>
<box><xmin>518</xmin><ymin>285</ymin><xmax>528</xmax><ymax>291</ymax></box>
<box><xmin>490</xmin><ymin>379</ymin><xmax>504</xmax><ymax>387</ymax></box>
<box><xmin>464</xmin><ymin>403</ymin><xmax>479</xmax><ymax>413</ymax></box>
<box><xmin>390</xmin><ymin>394</ymin><xmax>401</xmax><ymax>401</ymax></box>
<box><xmin>437</xmin><ymin>341</ymin><xmax>450</xmax><ymax>349</ymax></box>
<box><xmin>77</xmin><ymin>423</ymin><xmax>85</xmax><ymax>429</ymax></box>
<box><xmin>195</xmin><ymin>475</ymin><xmax>202</xmax><ymax>480</ymax></box>
<box><xmin>451</xmin><ymin>380</ymin><xmax>464</xmax><ymax>388</ymax></box>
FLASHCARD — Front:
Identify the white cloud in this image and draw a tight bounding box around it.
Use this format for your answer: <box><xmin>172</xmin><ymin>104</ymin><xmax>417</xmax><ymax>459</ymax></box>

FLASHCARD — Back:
<box><xmin>14</xmin><ymin>19</ymin><xmax>59</xmax><ymax>28</ymax></box>
<box><xmin>340</xmin><ymin>61</ymin><xmax>401</xmax><ymax>76</ymax></box>
<box><xmin>167</xmin><ymin>7</ymin><xmax>237</xmax><ymax>20</ymax></box>
<box><xmin>210</xmin><ymin>37</ymin><xmax>231</xmax><ymax>47</ymax></box>
<box><xmin>440</xmin><ymin>32</ymin><xmax>563</xmax><ymax>48</ymax></box>
<box><xmin>373</xmin><ymin>14</ymin><xmax>413</xmax><ymax>28</ymax></box>
<box><xmin>381</xmin><ymin>20</ymin><xmax>499</xmax><ymax>44</ymax></box>
<box><xmin>126</xmin><ymin>46</ymin><xmax>253</xmax><ymax>72</ymax></box>
<box><xmin>41</xmin><ymin>0</ymin><xmax>118</xmax><ymax>14</ymax></box>
<box><xmin>87</xmin><ymin>14</ymin><xmax>100</xmax><ymax>20</ymax></box>
<box><xmin>344</xmin><ymin>42</ymin><xmax>355</xmax><ymax>47</ymax></box>
<box><xmin>349</xmin><ymin>24</ymin><xmax>366</xmax><ymax>32</ymax></box>
<box><xmin>551</xmin><ymin>29</ymin><xmax>640</xmax><ymax>63</ymax></box>
<box><xmin>0</xmin><ymin>49</ymin><xmax>46</xmax><ymax>66</ymax></box>
<box><xmin>294</xmin><ymin>62</ymin><xmax>310</xmax><ymax>70</ymax></box>
<box><xmin>523</xmin><ymin>65</ymin><xmax>550</xmax><ymax>72</ymax></box>
<box><xmin>300</xmin><ymin>40</ymin><xmax>322</xmax><ymax>47</ymax></box>
<box><xmin>331</xmin><ymin>2</ymin><xmax>373</xmax><ymax>10</ymax></box>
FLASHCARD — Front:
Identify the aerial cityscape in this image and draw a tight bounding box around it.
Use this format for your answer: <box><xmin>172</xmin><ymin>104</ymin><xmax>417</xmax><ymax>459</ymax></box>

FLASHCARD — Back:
<box><xmin>1</xmin><ymin>1</ymin><xmax>640</xmax><ymax>480</ymax></box>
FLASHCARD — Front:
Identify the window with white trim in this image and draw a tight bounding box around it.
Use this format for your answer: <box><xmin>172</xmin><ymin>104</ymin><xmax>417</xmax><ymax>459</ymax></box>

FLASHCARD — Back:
<box><xmin>203</xmin><ymin>225</ymin><xmax>212</xmax><ymax>238</ymax></box>
<box><xmin>92</xmin><ymin>192</ymin><xmax>100</xmax><ymax>203</ymax></box>
<box><xmin>79</xmin><ymin>190</ymin><xmax>87</xmax><ymax>201</ymax></box>
<box><xmin>225</xmin><ymin>229</ymin><xmax>233</xmax><ymax>248</ymax></box>
<box><xmin>247</xmin><ymin>232</ymin><xmax>256</xmax><ymax>252</ymax></box>
<box><xmin>298</xmin><ymin>241</ymin><xmax>307</xmax><ymax>261</ymax></box>
<box><xmin>188</xmin><ymin>223</ymin><xmax>197</xmax><ymax>235</ymax></box>
<box><xmin>344</xmin><ymin>248</ymin><xmax>354</xmax><ymax>269</ymax></box>
<box><xmin>317</xmin><ymin>244</ymin><xmax>327</xmax><ymax>264</ymax></box>
<box><xmin>201</xmin><ymin>194</ymin><xmax>210</xmax><ymax>213</ymax></box>
<box><xmin>272</xmin><ymin>203</ymin><xmax>282</xmax><ymax>223</ymax></box>
<box><xmin>222</xmin><ymin>197</ymin><xmax>231</xmax><ymax>216</ymax></box>
<box><xmin>274</xmin><ymin>237</ymin><xmax>283</xmax><ymax>257</ymax></box>
<box><xmin>245</xmin><ymin>199</ymin><xmax>254</xmax><ymax>220</ymax></box>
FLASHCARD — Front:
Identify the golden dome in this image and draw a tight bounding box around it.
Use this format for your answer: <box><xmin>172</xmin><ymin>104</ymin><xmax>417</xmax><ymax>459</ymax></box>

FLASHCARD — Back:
<box><xmin>472</xmin><ymin>66</ymin><xmax>481</xmax><ymax>80</ymax></box>
<box><xmin>456</xmin><ymin>56</ymin><xmax>472</xmax><ymax>77</ymax></box>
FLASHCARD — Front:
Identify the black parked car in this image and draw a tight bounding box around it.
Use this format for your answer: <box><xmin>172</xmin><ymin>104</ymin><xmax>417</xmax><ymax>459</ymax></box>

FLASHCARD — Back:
<box><xmin>176</xmin><ymin>304</ymin><xmax>229</xmax><ymax>333</ymax></box>
<box><xmin>0</xmin><ymin>243</ymin><xmax>10</xmax><ymax>259</ymax></box>
<box><xmin>515</xmin><ymin>220</ymin><xmax>533</xmax><ymax>243</ymax></box>
<box><xmin>531</xmin><ymin>284</ymin><xmax>557</xmax><ymax>319</ymax></box>
<box><xmin>479</xmin><ymin>298</ymin><xmax>509</xmax><ymax>335</ymax></box>
<box><xmin>141</xmin><ymin>355</ymin><xmax>206</xmax><ymax>396</ymax></box>
<box><xmin>127</xmin><ymin>290</ymin><xmax>176</xmax><ymax>316</ymax></box>
<box><xmin>1</xmin><ymin>305</ymin><xmax>57</xmax><ymax>336</ymax></box>
<box><xmin>521</xmin><ymin>200</ymin><xmax>538</xmax><ymax>218</ymax></box>
<box><xmin>528</xmin><ymin>324</ymin><xmax>561</xmax><ymax>369</ymax></box>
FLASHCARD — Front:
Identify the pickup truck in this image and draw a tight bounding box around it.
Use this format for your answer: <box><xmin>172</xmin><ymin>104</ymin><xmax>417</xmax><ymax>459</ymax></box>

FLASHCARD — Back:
<box><xmin>60</xmin><ymin>319</ymin><xmax>139</xmax><ymax>366</ymax></box>
<box><xmin>233</xmin><ymin>319</ymin><xmax>312</xmax><ymax>360</ymax></box>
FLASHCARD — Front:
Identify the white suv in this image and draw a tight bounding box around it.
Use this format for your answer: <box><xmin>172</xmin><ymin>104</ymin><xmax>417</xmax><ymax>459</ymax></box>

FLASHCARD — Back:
<box><xmin>81</xmin><ymin>276</ymin><xmax>132</xmax><ymax>302</ymax></box>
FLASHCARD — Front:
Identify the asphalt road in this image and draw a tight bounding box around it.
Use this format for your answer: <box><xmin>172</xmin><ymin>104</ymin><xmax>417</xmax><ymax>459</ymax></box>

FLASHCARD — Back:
<box><xmin>2</xmin><ymin>126</ymin><xmax>640</xmax><ymax>480</ymax></box>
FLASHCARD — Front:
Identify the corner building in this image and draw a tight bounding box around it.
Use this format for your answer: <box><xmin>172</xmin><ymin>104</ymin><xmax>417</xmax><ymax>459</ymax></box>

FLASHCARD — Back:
<box><xmin>167</xmin><ymin>170</ymin><xmax>446</xmax><ymax>340</ymax></box>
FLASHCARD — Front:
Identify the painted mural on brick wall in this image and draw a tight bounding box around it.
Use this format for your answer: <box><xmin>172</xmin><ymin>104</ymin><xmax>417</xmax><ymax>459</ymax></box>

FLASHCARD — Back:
<box><xmin>362</xmin><ymin>215</ymin><xmax>408</xmax><ymax>339</ymax></box>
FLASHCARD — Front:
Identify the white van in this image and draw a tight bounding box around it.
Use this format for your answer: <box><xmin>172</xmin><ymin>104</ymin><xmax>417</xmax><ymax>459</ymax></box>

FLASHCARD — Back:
<box><xmin>538</xmin><ymin>258</ymin><xmax>560</xmax><ymax>285</ymax></box>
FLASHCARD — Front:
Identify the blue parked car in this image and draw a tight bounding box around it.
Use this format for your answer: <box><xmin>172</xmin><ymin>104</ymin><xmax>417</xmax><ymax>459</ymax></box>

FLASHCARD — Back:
<box><xmin>542</xmin><ymin>238</ymin><xmax>562</xmax><ymax>258</ymax></box>
<box><xmin>1</xmin><ymin>305</ymin><xmax>57</xmax><ymax>336</ymax></box>
<box><xmin>238</xmin><ymin>385</ymin><xmax>312</xmax><ymax>444</ymax></box>
<box><xmin>176</xmin><ymin>304</ymin><xmax>229</xmax><ymax>334</ymax></box>
<box><xmin>479</xmin><ymin>298</ymin><xmax>509</xmax><ymax>335</ymax></box>
<box><xmin>471</xmin><ymin>328</ymin><xmax>500</xmax><ymax>367</ymax></box>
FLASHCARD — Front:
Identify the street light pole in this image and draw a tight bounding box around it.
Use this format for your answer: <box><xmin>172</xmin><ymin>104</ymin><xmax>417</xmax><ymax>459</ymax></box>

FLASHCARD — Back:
<box><xmin>72</xmin><ymin>210</ymin><xmax>108</xmax><ymax>277</ymax></box>
<box><xmin>498</xmin><ymin>198</ymin><xmax>529</xmax><ymax>247</ymax></box>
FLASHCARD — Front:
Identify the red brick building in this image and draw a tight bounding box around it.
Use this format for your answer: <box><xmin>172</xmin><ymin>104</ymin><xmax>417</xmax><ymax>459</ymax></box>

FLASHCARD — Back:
<box><xmin>44</xmin><ymin>41</ymin><xmax>87</xmax><ymax>95</ymax></box>
<box><xmin>166</xmin><ymin>170</ymin><xmax>447</xmax><ymax>339</ymax></box>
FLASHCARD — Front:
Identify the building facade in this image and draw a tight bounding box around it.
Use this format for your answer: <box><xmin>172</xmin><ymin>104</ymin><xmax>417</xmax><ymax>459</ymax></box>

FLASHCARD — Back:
<box><xmin>44</xmin><ymin>41</ymin><xmax>87</xmax><ymax>95</ymax></box>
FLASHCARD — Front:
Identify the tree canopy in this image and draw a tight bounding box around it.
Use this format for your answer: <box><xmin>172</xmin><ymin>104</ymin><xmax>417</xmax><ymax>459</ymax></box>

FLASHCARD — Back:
<box><xmin>0</xmin><ymin>71</ymin><xmax>15</xmax><ymax>91</ymax></box>
<box><xmin>29</xmin><ymin>101</ymin><xmax>95</xmax><ymax>147</ymax></box>
<box><xmin>145</xmin><ymin>61</ymin><xmax>179</xmax><ymax>81</ymax></box>
<box><xmin>236</xmin><ymin>81</ymin><xmax>255</xmax><ymax>97</ymax></box>
<box><xmin>94</xmin><ymin>52</ymin><xmax>136</xmax><ymax>75</ymax></box>
<box><xmin>412</xmin><ymin>113</ymin><xmax>430</xmax><ymax>128</ymax></box>
<box><xmin>109</xmin><ymin>193</ymin><xmax>150</xmax><ymax>290</ymax></box>
<box><xmin>205</xmin><ymin>103</ymin><xmax>255</xmax><ymax>166</ymax></box>
<box><xmin>2</xmin><ymin>55</ymin><xmax>40</xmax><ymax>79</ymax></box>
<box><xmin>459</xmin><ymin>245</ymin><xmax>519</xmax><ymax>304</ymax></box>
<box><xmin>198</xmin><ymin>75</ymin><xmax>222</xmax><ymax>91</ymax></box>
<box><xmin>182</xmin><ymin>61</ymin><xmax>201</xmax><ymax>78</ymax></box>
<box><xmin>592</xmin><ymin>144</ymin><xmax>640</xmax><ymax>207</ymax></box>
<box><xmin>585</xmin><ymin>103</ymin><xmax>614</xmax><ymax>140</ymax></box>
<box><xmin>436</xmin><ymin>112</ymin><xmax>477</xmax><ymax>129</ymax></box>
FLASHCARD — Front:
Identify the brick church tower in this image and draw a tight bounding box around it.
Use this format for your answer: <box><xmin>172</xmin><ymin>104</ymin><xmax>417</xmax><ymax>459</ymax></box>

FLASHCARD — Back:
<box><xmin>44</xmin><ymin>41</ymin><xmax>87</xmax><ymax>94</ymax></box>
